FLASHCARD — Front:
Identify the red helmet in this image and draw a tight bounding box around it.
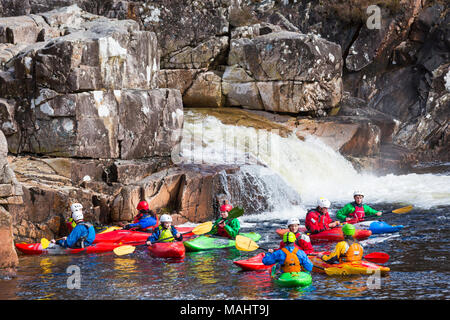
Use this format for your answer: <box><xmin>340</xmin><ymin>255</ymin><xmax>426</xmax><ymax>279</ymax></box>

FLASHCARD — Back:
<box><xmin>137</xmin><ymin>201</ymin><xmax>149</xmax><ymax>211</ymax></box>
<box><xmin>220</xmin><ymin>204</ymin><xmax>233</xmax><ymax>212</ymax></box>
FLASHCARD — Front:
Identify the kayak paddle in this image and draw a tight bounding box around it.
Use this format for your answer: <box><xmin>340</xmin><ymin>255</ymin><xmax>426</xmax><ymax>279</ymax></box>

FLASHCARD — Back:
<box><xmin>344</xmin><ymin>205</ymin><xmax>413</xmax><ymax>223</ymax></box>
<box><xmin>235</xmin><ymin>235</ymin><xmax>270</xmax><ymax>252</ymax></box>
<box><xmin>391</xmin><ymin>205</ymin><xmax>414</xmax><ymax>214</ymax></box>
<box><xmin>224</xmin><ymin>206</ymin><xmax>244</xmax><ymax>220</ymax></box>
<box><xmin>113</xmin><ymin>221</ymin><xmax>213</xmax><ymax>256</ymax></box>
<box><xmin>362</xmin><ymin>252</ymin><xmax>390</xmax><ymax>264</ymax></box>
<box><xmin>40</xmin><ymin>238</ymin><xmax>51</xmax><ymax>249</ymax></box>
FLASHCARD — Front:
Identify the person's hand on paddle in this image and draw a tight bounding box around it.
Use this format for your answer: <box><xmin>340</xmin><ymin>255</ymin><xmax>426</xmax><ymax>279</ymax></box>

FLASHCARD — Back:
<box><xmin>375</xmin><ymin>211</ymin><xmax>382</xmax><ymax>216</ymax></box>
<box><xmin>268</xmin><ymin>248</ymin><xmax>274</xmax><ymax>253</ymax></box>
<box><xmin>329</xmin><ymin>221</ymin><xmax>340</xmax><ymax>228</ymax></box>
<box><xmin>146</xmin><ymin>240</ymin><xmax>152</xmax><ymax>246</ymax></box>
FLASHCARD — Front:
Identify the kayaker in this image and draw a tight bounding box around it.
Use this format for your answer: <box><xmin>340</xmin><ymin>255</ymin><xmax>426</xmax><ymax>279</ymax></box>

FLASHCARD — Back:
<box><xmin>65</xmin><ymin>203</ymin><xmax>81</xmax><ymax>232</ymax></box>
<box><xmin>262</xmin><ymin>231</ymin><xmax>313</xmax><ymax>273</ymax></box>
<box><xmin>279</xmin><ymin>218</ymin><xmax>314</xmax><ymax>254</ymax></box>
<box><xmin>305</xmin><ymin>197</ymin><xmax>340</xmax><ymax>234</ymax></box>
<box><xmin>317</xmin><ymin>224</ymin><xmax>363</xmax><ymax>264</ymax></box>
<box><xmin>123</xmin><ymin>200</ymin><xmax>158</xmax><ymax>232</ymax></box>
<box><xmin>209</xmin><ymin>204</ymin><xmax>240</xmax><ymax>239</ymax></box>
<box><xmin>146</xmin><ymin>214</ymin><xmax>182</xmax><ymax>245</ymax></box>
<box><xmin>336</xmin><ymin>191</ymin><xmax>382</xmax><ymax>223</ymax></box>
<box><xmin>51</xmin><ymin>203</ymin><xmax>96</xmax><ymax>248</ymax></box>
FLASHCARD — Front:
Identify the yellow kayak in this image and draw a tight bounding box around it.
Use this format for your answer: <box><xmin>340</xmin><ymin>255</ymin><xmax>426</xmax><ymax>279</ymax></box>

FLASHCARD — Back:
<box><xmin>309</xmin><ymin>255</ymin><xmax>390</xmax><ymax>276</ymax></box>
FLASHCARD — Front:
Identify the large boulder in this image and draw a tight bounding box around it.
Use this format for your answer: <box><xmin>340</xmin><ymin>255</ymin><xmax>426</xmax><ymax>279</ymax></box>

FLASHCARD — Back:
<box><xmin>223</xmin><ymin>28</ymin><xmax>343</xmax><ymax>113</ymax></box>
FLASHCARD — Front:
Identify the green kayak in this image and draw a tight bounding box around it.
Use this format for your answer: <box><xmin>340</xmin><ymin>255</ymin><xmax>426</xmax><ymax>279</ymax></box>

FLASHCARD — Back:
<box><xmin>271</xmin><ymin>266</ymin><xmax>312</xmax><ymax>288</ymax></box>
<box><xmin>184</xmin><ymin>232</ymin><xmax>261</xmax><ymax>252</ymax></box>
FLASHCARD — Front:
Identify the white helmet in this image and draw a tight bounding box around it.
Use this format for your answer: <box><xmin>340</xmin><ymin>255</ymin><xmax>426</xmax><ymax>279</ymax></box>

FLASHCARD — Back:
<box><xmin>353</xmin><ymin>190</ymin><xmax>364</xmax><ymax>197</ymax></box>
<box><xmin>70</xmin><ymin>203</ymin><xmax>83</xmax><ymax>214</ymax></box>
<box><xmin>287</xmin><ymin>218</ymin><xmax>300</xmax><ymax>226</ymax></box>
<box><xmin>160</xmin><ymin>214</ymin><xmax>172</xmax><ymax>223</ymax></box>
<box><xmin>317</xmin><ymin>197</ymin><xmax>331</xmax><ymax>208</ymax></box>
<box><xmin>72</xmin><ymin>210</ymin><xmax>84</xmax><ymax>221</ymax></box>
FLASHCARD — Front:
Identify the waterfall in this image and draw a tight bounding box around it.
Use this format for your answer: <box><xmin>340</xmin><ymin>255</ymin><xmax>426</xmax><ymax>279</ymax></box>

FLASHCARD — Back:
<box><xmin>179</xmin><ymin>111</ymin><xmax>450</xmax><ymax>214</ymax></box>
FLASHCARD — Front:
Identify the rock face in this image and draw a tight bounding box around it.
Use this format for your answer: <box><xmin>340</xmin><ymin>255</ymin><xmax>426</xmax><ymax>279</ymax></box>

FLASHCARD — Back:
<box><xmin>0</xmin><ymin>5</ymin><xmax>183</xmax><ymax>159</ymax></box>
<box><xmin>0</xmin><ymin>129</ymin><xmax>22</xmax><ymax>277</ymax></box>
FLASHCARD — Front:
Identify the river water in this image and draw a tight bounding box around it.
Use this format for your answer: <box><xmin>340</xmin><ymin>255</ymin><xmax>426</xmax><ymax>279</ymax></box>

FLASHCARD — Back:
<box><xmin>1</xmin><ymin>111</ymin><xmax>449</xmax><ymax>300</ymax></box>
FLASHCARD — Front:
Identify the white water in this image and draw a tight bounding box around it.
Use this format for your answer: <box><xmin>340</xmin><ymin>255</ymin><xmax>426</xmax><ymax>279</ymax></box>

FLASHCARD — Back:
<box><xmin>179</xmin><ymin>111</ymin><xmax>450</xmax><ymax>220</ymax></box>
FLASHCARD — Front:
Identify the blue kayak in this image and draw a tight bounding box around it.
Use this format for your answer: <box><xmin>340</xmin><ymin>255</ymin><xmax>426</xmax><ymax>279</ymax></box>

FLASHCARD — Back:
<box><xmin>354</xmin><ymin>221</ymin><xmax>404</xmax><ymax>234</ymax></box>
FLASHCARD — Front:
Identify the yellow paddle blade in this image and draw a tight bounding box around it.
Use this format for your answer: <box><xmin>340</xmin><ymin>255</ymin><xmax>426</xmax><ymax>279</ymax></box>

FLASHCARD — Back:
<box><xmin>192</xmin><ymin>221</ymin><xmax>213</xmax><ymax>235</ymax></box>
<box><xmin>98</xmin><ymin>226</ymin><xmax>122</xmax><ymax>234</ymax></box>
<box><xmin>40</xmin><ymin>238</ymin><xmax>50</xmax><ymax>249</ymax></box>
<box><xmin>392</xmin><ymin>205</ymin><xmax>413</xmax><ymax>214</ymax></box>
<box><xmin>235</xmin><ymin>235</ymin><xmax>260</xmax><ymax>251</ymax></box>
<box><xmin>113</xmin><ymin>245</ymin><xmax>136</xmax><ymax>256</ymax></box>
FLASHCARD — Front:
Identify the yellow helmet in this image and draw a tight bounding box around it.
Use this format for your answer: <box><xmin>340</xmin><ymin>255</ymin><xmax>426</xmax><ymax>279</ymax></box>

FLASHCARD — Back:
<box><xmin>283</xmin><ymin>231</ymin><xmax>296</xmax><ymax>243</ymax></box>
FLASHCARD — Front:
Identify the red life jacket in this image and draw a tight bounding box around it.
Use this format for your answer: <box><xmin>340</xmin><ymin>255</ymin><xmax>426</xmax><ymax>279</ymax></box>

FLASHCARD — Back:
<box><xmin>305</xmin><ymin>209</ymin><xmax>333</xmax><ymax>234</ymax></box>
<box><xmin>216</xmin><ymin>223</ymin><xmax>231</xmax><ymax>238</ymax></box>
<box><xmin>349</xmin><ymin>203</ymin><xmax>365</xmax><ymax>222</ymax></box>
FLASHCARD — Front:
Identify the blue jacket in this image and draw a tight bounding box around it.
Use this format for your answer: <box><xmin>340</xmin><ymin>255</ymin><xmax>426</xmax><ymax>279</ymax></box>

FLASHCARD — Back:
<box><xmin>57</xmin><ymin>222</ymin><xmax>96</xmax><ymax>248</ymax></box>
<box><xmin>127</xmin><ymin>214</ymin><xmax>158</xmax><ymax>230</ymax></box>
<box><xmin>147</xmin><ymin>225</ymin><xmax>182</xmax><ymax>244</ymax></box>
<box><xmin>262</xmin><ymin>244</ymin><xmax>313</xmax><ymax>272</ymax></box>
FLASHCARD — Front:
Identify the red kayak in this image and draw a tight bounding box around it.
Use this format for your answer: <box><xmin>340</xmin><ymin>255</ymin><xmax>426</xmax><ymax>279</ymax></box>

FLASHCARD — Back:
<box><xmin>234</xmin><ymin>251</ymin><xmax>322</xmax><ymax>271</ymax></box>
<box><xmin>147</xmin><ymin>241</ymin><xmax>185</xmax><ymax>258</ymax></box>
<box><xmin>234</xmin><ymin>252</ymin><xmax>274</xmax><ymax>271</ymax></box>
<box><xmin>276</xmin><ymin>227</ymin><xmax>372</xmax><ymax>243</ymax></box>
<box><xmin>94</xmin><ymin>226</ymin><xmax>195</xmax><ymax>245</ymax></box>
<box><xmin>15</xmin><ymin>242</ymin><xmax>123</xmax><ymax>255</ymax></box>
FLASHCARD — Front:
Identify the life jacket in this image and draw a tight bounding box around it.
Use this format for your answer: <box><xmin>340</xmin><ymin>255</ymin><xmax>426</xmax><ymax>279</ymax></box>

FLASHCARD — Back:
<box><xmin>66</xmin><ymin>218</ymin><xmax>77</xmax><ymax>233</ymax></box>
<box><xmin>340</xmin><ymin>239</ymin><xmax>363</xmax><ymax>262</ymax></box>
<box><xmin>305</xmin><ymin>209</ymin><xmax>332</xmax><ymax>234</ymax></box>
<box><xmin>158</xmin><ymin>225</ymin><xmax>174</xmax><ymax>242</ymax></box>
<box><xmin>74</xmin><ymin>222</ymin><xmax>94</xmax><ymax>249</ymax></box>
<box><xmin>281</xmin><ymin>247</ymin><xmax>301</xmax><ymax>273</ymax></box>
<box><xmin>349</xmin><ymin>203</ymin><xmax>365</xmax><ymax>221</ymax></box>
<box><xmin>216</xmin><ymin>221</ymin><xmax>231</xmax><ymax>238</ymax></box>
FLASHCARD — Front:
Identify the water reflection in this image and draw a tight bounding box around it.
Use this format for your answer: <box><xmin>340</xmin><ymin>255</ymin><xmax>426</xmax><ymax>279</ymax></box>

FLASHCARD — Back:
<box><xmin>187</xmin><ymin>251</ymin><xmax>219</xmax><ymax>285</ymax></box>
<box><xmin>324</xmin><ymin>277</ymin><xmax>370</xmax><ymax>298</ymax></box>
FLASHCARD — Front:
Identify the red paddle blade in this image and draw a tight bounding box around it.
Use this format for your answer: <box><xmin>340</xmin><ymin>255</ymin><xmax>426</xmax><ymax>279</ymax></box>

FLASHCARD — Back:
<box><xmin>364</xmin><ymin>252</ymin><xmax>390</xmax><ymax>264</ymax></box>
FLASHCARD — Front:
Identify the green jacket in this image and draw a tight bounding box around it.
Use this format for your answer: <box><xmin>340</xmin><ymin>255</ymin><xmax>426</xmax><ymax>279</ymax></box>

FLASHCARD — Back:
<box><xmin>210</xmin><ymin>217</ymin><xmax>240</xmax><ymax>239</ymax></box>
<box><xmin>336</xmin><ymin>202</ymin><xmax>380</xmax><ymax>221</ymax></box>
